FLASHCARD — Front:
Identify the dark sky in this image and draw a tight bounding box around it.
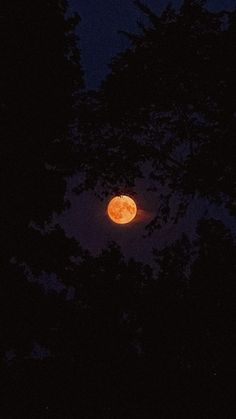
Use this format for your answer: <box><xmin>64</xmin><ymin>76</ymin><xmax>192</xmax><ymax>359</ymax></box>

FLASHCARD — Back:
<box><xmin>69</xmin><ymin>0</ymin><xmax>235</xmax><ymax>88</ymax></box>
<box><xmin>58</xmin><ymin>0</ymin><xmax>236</xmax><ymax>264</ymax></box>
<box><xmin>57</xmin><ymin>173</ymin><xmax>236</xmax><ymax>265</ymax></box>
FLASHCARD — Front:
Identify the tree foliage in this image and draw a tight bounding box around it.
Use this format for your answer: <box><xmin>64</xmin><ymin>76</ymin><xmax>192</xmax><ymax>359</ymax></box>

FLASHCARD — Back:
<box><xmin>77</xmin><ymin>0</ymin><xmax>236</xmax><ymax>229</ymax></box>
<box><xmin>1</xmin><ymin>0</ymin><xmax>83</xmax><ymax>359</ymax></box>
<box><xmin>1</xmin><ymin>219</ymin><xmax>235</xmax><ymax>417</ymax></box>
<box><xmin>1</xmin><ymin>1</ymin><xmax>236</xmax><ymax>417</ymax></box>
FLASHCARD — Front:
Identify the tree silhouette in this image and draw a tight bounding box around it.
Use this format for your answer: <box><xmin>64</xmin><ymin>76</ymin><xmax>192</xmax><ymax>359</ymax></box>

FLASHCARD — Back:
<box><xmin>2</xmin><ymin>1</ymin><xmax>236</xmax><ymax>417</ymax></box>
<box><xmin>2</xmin><ymin>219</ymin><xmax>235</xmax><ymax>417</ymax></box>
<box><xmin>1</xmin><ymin>0</ymin><xmax>83</xmax><ymax>366</ymax></box>
<box><xmin>76</xmin><ymin>0</ymin><xmax>236</xmax><ymax>227</ymax></box>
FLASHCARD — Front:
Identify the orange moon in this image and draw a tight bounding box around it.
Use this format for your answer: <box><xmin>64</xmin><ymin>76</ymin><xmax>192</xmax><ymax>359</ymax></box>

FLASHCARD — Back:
<box><xmin>107</xmin><ymin>195</ymin><xmax>137</xmax><ymax>224</ymax></box>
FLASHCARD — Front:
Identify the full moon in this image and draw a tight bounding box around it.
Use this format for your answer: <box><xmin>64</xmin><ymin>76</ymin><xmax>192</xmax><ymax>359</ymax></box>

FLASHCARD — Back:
<box><xmin>107</xmin><ymin>195</ymin><xmax>137</xmax><ymax>224</ymax></box>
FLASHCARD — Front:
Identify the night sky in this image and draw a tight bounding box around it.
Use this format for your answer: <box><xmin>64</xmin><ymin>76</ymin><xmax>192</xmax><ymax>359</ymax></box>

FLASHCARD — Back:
<box><xmin>58</xmin><ymin>174</ymin><xmax>236</xmax><ymax>265</ymax></box>
<box><xmin>70</xmin><ymin>0</ymin><xmax>235</xmax><ymax>88</ymax></box>
<box><xmin>56</xmin><ymin>0</ymin><xmax>236</xmax><ymax>264</ymax></box>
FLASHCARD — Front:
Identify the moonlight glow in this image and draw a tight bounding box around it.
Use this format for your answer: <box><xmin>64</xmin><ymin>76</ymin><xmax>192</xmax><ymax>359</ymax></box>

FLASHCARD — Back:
<box><xmin>107</xmin><ymin>195</ymin><xmax>137</xmax><ymax>224</ymax></box>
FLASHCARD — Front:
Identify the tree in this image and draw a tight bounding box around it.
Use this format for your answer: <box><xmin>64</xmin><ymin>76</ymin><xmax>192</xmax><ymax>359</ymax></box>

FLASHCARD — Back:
<box><xmin>2</xmin><ymin>216</ymin><xmax>235</xmax><ymax>416</ymax></box>
<box><xmin>2</xmin><ymin>1</ymin><xmax>235</xmax><ymax>417</ymax></box>
<box><xmin>1</xmin><ymin>0</ymin><xmax>83</xmax><ymax>363</ymax></box>
<box><xmin>1</xmin><ymin>242</ymin><xmax>154</xmax><ymax>418</ymax></box>
<box><xmin>76</xmin><ymin>0</ymin><xmax>236</xmax><ymax>230</ymax></box>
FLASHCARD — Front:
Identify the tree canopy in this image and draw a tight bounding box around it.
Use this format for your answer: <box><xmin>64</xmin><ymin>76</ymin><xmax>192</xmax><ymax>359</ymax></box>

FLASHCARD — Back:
<box><xmin>2</xmin><ymin>219</ymin><xmax>235</xmax><ymax>417</ymax></box>
<box><xmin>77</xmin><ymin>0</ymin><xmax>236</xmax><ymax>230</ymax></box>
<box><xmin>1</xmin><ymin>0</ymin><xmax>84</xmax><ymax>360</ymax></box>
<box><xmin>1</xmin><ymin>1</ymin><xmax>236</xmax><ymax>417</ymax></box>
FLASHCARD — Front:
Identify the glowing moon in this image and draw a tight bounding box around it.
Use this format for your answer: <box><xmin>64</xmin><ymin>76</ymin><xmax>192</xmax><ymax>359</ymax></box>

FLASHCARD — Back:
<box><xmin>107</xmin><ymin>195</ymin><xmax>137</xmax><ymax>224</ymax></box>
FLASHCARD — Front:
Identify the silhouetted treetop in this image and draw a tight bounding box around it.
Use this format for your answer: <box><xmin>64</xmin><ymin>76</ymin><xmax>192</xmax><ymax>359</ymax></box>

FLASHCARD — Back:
<box><xmin>2</xmin><ymin>0</ymin><xmax>83</xmax><ymax>228</ymax></box>
<box><xmin>1</xmin><ymin>0</ymin><xmax>84</xmax><ymax>364</ymax></box>
<box><xmin>77</xmin><ymin>0</ymin><xmax>236</xmax><ymax>227</ymax></box>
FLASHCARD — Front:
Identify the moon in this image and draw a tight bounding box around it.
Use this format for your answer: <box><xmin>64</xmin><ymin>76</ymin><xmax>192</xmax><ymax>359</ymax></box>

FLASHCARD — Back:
<box><xmin>107</xmin><ymin>195</ymin><xmax>137</xmax><ymax>224</ymax></box>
